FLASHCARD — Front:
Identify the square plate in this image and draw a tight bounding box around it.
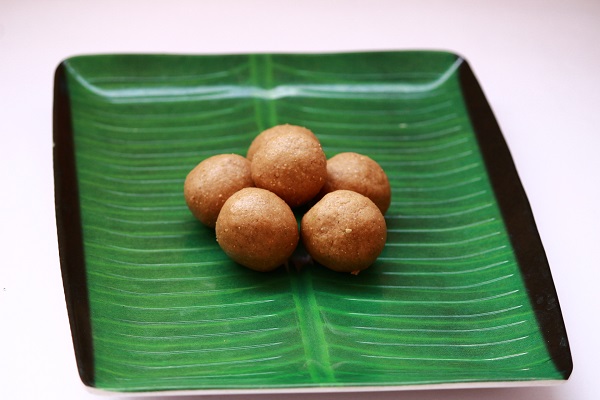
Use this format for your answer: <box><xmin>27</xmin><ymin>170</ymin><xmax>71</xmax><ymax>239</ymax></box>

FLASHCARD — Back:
<box><xmin>53</xmin><ymin>51</ymin><xmax>572</xmax><ymax>395</ymax></box>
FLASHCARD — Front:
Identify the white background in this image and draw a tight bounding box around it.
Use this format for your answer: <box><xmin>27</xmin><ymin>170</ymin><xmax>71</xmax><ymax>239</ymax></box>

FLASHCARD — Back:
<box><xmin>1</xmin><ymin>1</ymin><xmax>599</xmax><ymax>399</ymax></box>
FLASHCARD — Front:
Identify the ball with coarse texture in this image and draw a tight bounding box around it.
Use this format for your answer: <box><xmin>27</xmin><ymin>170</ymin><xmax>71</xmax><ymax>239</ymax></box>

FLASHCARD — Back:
<box><xmin>301</xmin><ymin>190</ymin><xmax>387</xmax><ymax>274</ymax></box>
<box><xmin>246</xmin><ymin>124</ymin><xmax>318</xmax><ymax>161</ymax></box>
<box><xmin>251</xmin><ymin>131</ymin><xmax>327</xmax><ymax>207</ymax></box>
<box><xmin>184</xmin><ymin>154</ymin><xmax>254</xmax><ymax>228</ymax></box>
<box><xmin>215</xmin><ymin>188</ymin><xmax>299</xmax><ymax>272</ymax></box>
<box><xmin>319</xmin><ymin>152</ymin><xmax>391</xmax><ymax>214</ymax></box>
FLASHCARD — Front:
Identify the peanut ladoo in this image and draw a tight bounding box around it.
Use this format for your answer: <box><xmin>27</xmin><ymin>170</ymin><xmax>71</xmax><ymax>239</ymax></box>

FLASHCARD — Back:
<box><xmin>246</xmin><ymin>124</ymin><xmax>318</xmax><ymax>161</ymax></box>
<box><xmin>251</xmin><ymin>131</ymin><xmax>327</xmax><ymax>207</ymax></box>
<box><xmin>183</xmin><ymin>154</ymin><xmax>253</xmax><ymax>228</ymax></box>
<box><xmin>319</xmin><ymin>152</ymin><xmax>391</xmax><ymax>214</ymax></box>
<box><xmin>301</xmin><ymin>190</ymin><xmax>387</xmax><ymax>273</ymax></box>
<box><xmin>215</xmin><ymin>188</ymin><xmax>299</xmax><ymax>272</ymax></box>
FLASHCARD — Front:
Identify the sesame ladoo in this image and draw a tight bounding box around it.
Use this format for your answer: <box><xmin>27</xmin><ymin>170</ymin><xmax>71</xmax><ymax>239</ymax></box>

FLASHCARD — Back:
<box><xmin>215</xmin><ymin>188</ymin><xmax>299</xmax><ymax>272</ymax></box>
<box><xmin>184</xmin><ymin>154</ymin><xmax>254</xmax><ymax>228</ymax></box>
<box><xmin>246</xmin><ymin>124</ymin><xmax>318</xmax><ymax>161</ymax></box>
<box><xmin>251</xmin><ymin>131</ymin><xmax>327</xmax><ymax>207</ymax></box>
<box><xmin>319</xmin><ymin>152</ymin><xmax>391</xmax><ymax>214</ymax></box>
<box><xmin>301</xmin><ymin>190</ymin><xmax>387</xmax><ymax>273</ymax></box>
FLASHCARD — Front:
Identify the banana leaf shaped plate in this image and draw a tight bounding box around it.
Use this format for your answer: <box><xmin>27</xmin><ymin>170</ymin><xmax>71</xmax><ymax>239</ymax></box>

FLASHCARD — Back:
<box><xmin>53</xmin><ymin>51</ymin><xmax>572</xmax><ymax>395</ymax></box>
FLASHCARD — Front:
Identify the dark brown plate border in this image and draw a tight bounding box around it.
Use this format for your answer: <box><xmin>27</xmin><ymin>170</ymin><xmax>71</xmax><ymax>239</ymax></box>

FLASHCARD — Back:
<box><xmin>53</xmin><ymin>62</ymin><xmax>95</xmax><ymax>386</ymax></box>
<box><xmin>52</xmin><ymin>52</ymin><xmax>572</xmax><ymax>388</ymax></box>
<box><xmin>458</xmin><ymin>58</ymin><xmax>572</xmax><ymax>379</ymax></box>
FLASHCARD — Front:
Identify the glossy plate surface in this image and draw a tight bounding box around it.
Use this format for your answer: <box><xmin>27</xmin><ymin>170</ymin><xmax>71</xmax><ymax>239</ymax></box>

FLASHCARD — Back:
<box><xmin>53</xmin><ymin>51</ymin><xmax>571</xmax><ymax>393</ymax></box>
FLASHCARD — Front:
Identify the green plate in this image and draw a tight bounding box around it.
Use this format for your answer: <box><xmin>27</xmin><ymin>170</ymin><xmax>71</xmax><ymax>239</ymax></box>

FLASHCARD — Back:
<box><xmin>53</xmin><ymin>51</ymin><xmax>571</xmax><ymax>394</ymax></box>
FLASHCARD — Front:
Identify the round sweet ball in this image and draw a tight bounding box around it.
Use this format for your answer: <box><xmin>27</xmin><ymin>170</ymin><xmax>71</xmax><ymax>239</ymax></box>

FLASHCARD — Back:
<box><xmin>251</xmin><ymin>132</ymin><xmax>327</xmax><ymax>207</ymax></box>
<box><xmin>215</xmin><ymin>188</ymin><xmax>299</xmax><ymax>272</ymax></box>
<box><xmin>184</xmin><ymin>154</ymin><xmax>254</xmax><ymax>228</ymax></box>
<box><xmin>319</xmin><ymin>152</ymin><xmax>391</xmax><ymax>214</ymax></box>
<box><xmin>247</xmin><ymin>124</ymin><xmax>318</xmax><ymax>161</ymax></box>
<box><xmin>301</xmin><ymin>190</ymin><xmax>387</xmax><ymax>274</ymax></box>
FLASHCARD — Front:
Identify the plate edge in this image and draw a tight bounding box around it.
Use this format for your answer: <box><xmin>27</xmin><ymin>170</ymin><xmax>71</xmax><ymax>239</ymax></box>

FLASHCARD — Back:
<box><xmin>457</xmin><ymin>60</ymin><xmax>573</xmax><ymax>380</ymax></box>
<box><xmin>58</xmin><ymin>49</ymin><xmax>462</xmax><ymax>65</ymax></box>
<box><xmin>52</xmin><ymin>51</ymin><xmax>572</xmax><ymax>390</ymax></box>
<box><xmin>86</xmin><ymin>379</ymin><xmax>568</xmax><ymax>397</ymax></box>
<box><xmin>53</xmin><ymin>62</ymin><xmax>96</xmax><ymax>387</ymax></box>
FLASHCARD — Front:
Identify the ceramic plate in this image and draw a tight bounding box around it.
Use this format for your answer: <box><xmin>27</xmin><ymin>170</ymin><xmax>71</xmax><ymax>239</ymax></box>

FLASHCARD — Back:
<box><xmin>53</xmin><ymin>51</ymin><xmax>572</xmax><ymax>395</ymax></box>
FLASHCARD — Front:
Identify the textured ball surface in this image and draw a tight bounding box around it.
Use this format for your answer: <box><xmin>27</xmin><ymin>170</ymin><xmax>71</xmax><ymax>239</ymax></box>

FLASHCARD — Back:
<box><xmin>301</xmin><ymin>190</ymin><xmax>387</xmax><ymax>273</ymax></box>
<box><xmin>319</xmin><ymin>152</ymin><xmax>391</xmax><ymax>214</ymax></box>
<box><xmin>184</xmin><ymin>154</ymin><xmax>254</xmax><ymax>228</ymax></box>
<box><xmin>215</xmin><ymin>188</ymin><xmax>299</xmax><ymax>272</ymax></box>
<box><xmin>246</xmin><ymin>124</ymin><xmax>318</xmax><ymax>161</ymax></box>
<box><xmin>251</xmin><ymin>132</ymin><xmax>327</xmax><ymax>207</ymax></box>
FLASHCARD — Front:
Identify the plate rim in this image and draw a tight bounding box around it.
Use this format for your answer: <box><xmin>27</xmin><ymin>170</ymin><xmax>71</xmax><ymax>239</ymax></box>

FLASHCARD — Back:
<box><xmin>457</xmin><ymin>60</ymin><xmax>572</xmax><ymax>380</ymax></box>
<box><xmin>53</xmin><ymin>50</ymin><xmax>573</xmax><ymax>393</ymax></box>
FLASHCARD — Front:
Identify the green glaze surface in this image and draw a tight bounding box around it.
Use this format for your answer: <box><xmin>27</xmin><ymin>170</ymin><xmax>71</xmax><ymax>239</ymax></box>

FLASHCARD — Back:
<box><xmin>61</xmin><ymin>52</ymin><xmax>562</xmax><ymax>391</ymax></box>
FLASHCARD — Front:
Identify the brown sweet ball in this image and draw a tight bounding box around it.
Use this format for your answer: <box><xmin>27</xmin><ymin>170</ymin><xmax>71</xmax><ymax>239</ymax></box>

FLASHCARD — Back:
<box><xmin>246</xmin><ymin>124</ymin><xmax>318</xmax><ymax>161</ymax></box>
<box><xmin>319</xmin><ymin>152</ymin><xmax>391</xmax><ymax>214</ymax></box>
<box><xmin>251</xmin><ymin>132</ymin><xmax>327</xmax><ymax>207</ymax></box>
<box><xmin>301</xmin><ymin>190</ymin><xmax>387</xmax><ymax>274</ymax></box>
<box><xmin>184</xmin><ymin>154</ymin><xmax>254</xmax><ymax>228</ymax></box>
<box><xmin>215</xmin><ymin>187</ymin><xmax>299</xmax><ymax>272</ymax></box>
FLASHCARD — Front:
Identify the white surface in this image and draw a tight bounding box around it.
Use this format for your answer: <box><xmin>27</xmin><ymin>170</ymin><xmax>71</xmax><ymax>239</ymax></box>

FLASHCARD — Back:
<box><xmin>1</xmin><ymin>1</ymin><xmax>598</xmax><ymax>399</ymax></box>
